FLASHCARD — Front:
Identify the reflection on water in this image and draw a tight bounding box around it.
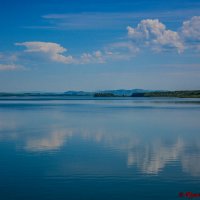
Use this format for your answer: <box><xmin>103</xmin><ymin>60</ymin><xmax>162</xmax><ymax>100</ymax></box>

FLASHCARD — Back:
<box><xmin>25</xmin><ymin>130</ymin><xmax>73</xmax><ymax>152</ymax></box>
<box><xmin>0</xmin><ymin>99</ymin><xmax>200</xmax><ymax>199</ymax></box>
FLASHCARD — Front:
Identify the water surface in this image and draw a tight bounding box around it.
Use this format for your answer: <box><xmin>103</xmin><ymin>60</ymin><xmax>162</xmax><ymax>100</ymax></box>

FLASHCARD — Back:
<box><xmin>0</xmin><ymin>98</ymin><xmax>200</xmax><ymax>200</ymax></box>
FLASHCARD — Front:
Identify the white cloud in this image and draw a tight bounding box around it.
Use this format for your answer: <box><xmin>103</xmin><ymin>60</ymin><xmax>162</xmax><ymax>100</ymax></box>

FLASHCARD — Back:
<box><xmin>14</xmin><ymin>42</ymin><xmax>110</xmax><ymax>65</ymax></box>
<box><xmin>0</xmin><ymin>64</ymin><xmax>25</xmax><ymax>71</ymax></box>
<box><xmin>93</xmin><ymin>51</ymin><xmax>105</xmax><ymax>63</ymax></box>
<box><xmin>93</xmin><ymin>50</ymin><xmax>102</xmax><ymax>58</ymax></box>
<box><xmin>127</xmin><ymin>19</ymin><xmax>184</xmax><ymax>53</ymax></box>
<box><xmin>0</xmin><ymin>52</ymin><xmax>19</xmax><ymax>63</ymax></box>
<box><xmin>181</xmin><ymin>16</ymin><xmax>200</xmax><ymax>50</ymax></box>
<box><xmin>181</xmin><ymin>16</ymin><xmax>200</xmax><ymax>41</ymax></box>
<box><xmin>0</xmin><ymin>52</ymin><xmax>24</xmax><ymax>71</ymax></box>
<box><xmin>109</xmin><ymin>42</ymin><xmax>139</xmax><ymax>53</ymax></box>
<box><xmin>80</xmin><ymin>53</ymin><xmax>93</xmax><ymax>64</ymax></box>
<box><xmin>79</xmin><ymin>48</ymin><xmax>135</xmax><ymax>64</ymax></box>
<box><xmin>79</xmin><ymin>50</ymin><xmax>105</xmax><ymax>64</ymax></box>
<box><xmin>15</xmin><ymin>41</ymin><xmax>74</xmax><ymax>64</ymax></box>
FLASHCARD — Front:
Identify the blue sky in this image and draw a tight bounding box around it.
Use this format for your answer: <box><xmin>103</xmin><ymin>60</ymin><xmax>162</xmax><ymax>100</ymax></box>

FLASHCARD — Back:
<box><xmin>0</xmin><ymin>0</ymin><xmax>200</xmax><ymax>92</ymax></box>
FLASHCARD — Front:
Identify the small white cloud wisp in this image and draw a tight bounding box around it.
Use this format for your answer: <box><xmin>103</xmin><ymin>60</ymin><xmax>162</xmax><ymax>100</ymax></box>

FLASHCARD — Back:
<box><xmin>0</xmin><ymin>64</ymin><xmax>25</xmax><ymax>71</ymax></box>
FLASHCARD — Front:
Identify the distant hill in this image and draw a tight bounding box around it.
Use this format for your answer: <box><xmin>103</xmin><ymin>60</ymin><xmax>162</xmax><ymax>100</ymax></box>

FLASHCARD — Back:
<box><xmin>64</xmin><ymin>89</ymin><xmax>152</xmax><ymax>96</ymax></box>
<box><xmin>0</xmin><ymin>89</ymin><xmax>154</xmax><ymax>97</ymax></box>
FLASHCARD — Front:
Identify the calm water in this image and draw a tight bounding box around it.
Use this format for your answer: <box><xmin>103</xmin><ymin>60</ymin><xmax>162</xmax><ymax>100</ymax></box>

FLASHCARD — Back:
<box><xmin>0</xmin><ymin>98</ymin><xmax>200</xmax><ymax>200</ymax></box>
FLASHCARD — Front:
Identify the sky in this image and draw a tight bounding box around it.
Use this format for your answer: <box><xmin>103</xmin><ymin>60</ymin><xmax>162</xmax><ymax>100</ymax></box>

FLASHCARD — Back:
<box><xmin>0</xmin><ymin>0</ymin><xmax>200</xmax><ymax>92</ymax></box>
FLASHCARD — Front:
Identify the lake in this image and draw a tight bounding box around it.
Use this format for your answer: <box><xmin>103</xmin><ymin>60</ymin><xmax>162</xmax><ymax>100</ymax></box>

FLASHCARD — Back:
<box><xmin>0</xmin><ymin>98</ymin><xmax>200</xmax><ymax>200</ymax></box>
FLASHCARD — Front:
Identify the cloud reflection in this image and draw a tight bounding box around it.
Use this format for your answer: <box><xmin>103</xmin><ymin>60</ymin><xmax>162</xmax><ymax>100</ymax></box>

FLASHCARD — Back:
<box><xmin>0</xmin><ymin>120</ymin><xmax>200</xmax><ymax>177</ymax></box>
<box><xmin>127</xmin><ymin>138</ymin><xmax>184</xmax><ymax>174</ymax></box>
<box><xmin>24</xmin><ymin>130</ymin><xmax>73</xmax><ymax>152</ymax></box>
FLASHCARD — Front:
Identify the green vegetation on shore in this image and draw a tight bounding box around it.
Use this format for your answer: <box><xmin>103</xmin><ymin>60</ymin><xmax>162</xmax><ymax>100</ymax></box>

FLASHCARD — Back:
<box><xmin>94</xmin><ymin>90</ymin><xmax>200</xmax><ymax>98</ymax></box>
<box><xmin>131</xmin><ymin>90</ymin><xmax>200</xmax><ymax>98</ymax></box>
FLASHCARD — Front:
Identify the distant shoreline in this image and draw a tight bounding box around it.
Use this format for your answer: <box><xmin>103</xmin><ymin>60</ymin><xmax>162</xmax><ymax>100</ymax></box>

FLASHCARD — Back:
<box><xmin>94</xmin><ymin>90</ymin><xmax>200</xmax><ymax>98</ymax></box>
<box><xmin>0</xmin><ymin>90</ymin><xmax>200</xmax><ymax>98</ymax></box>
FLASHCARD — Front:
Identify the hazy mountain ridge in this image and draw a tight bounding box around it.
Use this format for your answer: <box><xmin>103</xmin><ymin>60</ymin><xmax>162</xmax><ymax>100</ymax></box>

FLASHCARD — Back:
<box><xmin>0</xmin><ymin>89</ymin><xmax>153</xmax><ymax>97</ymax></box>
<box><xmin>64</xmin><ymin>89</ymin><xmax>153</xmax><ymax>96</ymax></box>
<box><xmin>0</xmin><ymin>89</ymin><xmax>200</xmax><ymax>98</ymax></box>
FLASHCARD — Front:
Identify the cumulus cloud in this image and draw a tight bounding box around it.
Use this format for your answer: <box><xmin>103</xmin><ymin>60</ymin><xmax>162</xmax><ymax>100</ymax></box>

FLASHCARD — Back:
<box><xmin>181</xmin><ymin>16</ymin><xmax>200</xmax><ymax>41</ymax></box>
<box><xmin>79</xmin><ymin>51</ymin><xmax>105</xmax><ymax>64</ymax></box>
<box><xmin>14</xmin><ymin>41</ymin><xmax>119</xmax><ymax>65</ymax></box>
<box><xmin>0</xmin><ymin>64</ymin><xmax>25</xmax><ymax>71</ymax></box>
<box><xmin>127</xmin><ymin>19</ymin><xmax>184</xmax><ymax>53</ymax></box>
<box><xmin>15</xmin><ymin>41</ymin><xmax>74</xmax><ymax>64</ymax></box>
<box><xmin>181</xmin><ymin>16</ymin><xmax>200</xmax><ymax>50</ymax></box>
<box><xmin>79</xmin><ymin>48</ymin><xmax>136</xmax><ymax>64</ymax></box>
<box><xmin>126</xmin><ymin>16</ymin><xmax>200</xmax><ymax>54</ymax></box>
